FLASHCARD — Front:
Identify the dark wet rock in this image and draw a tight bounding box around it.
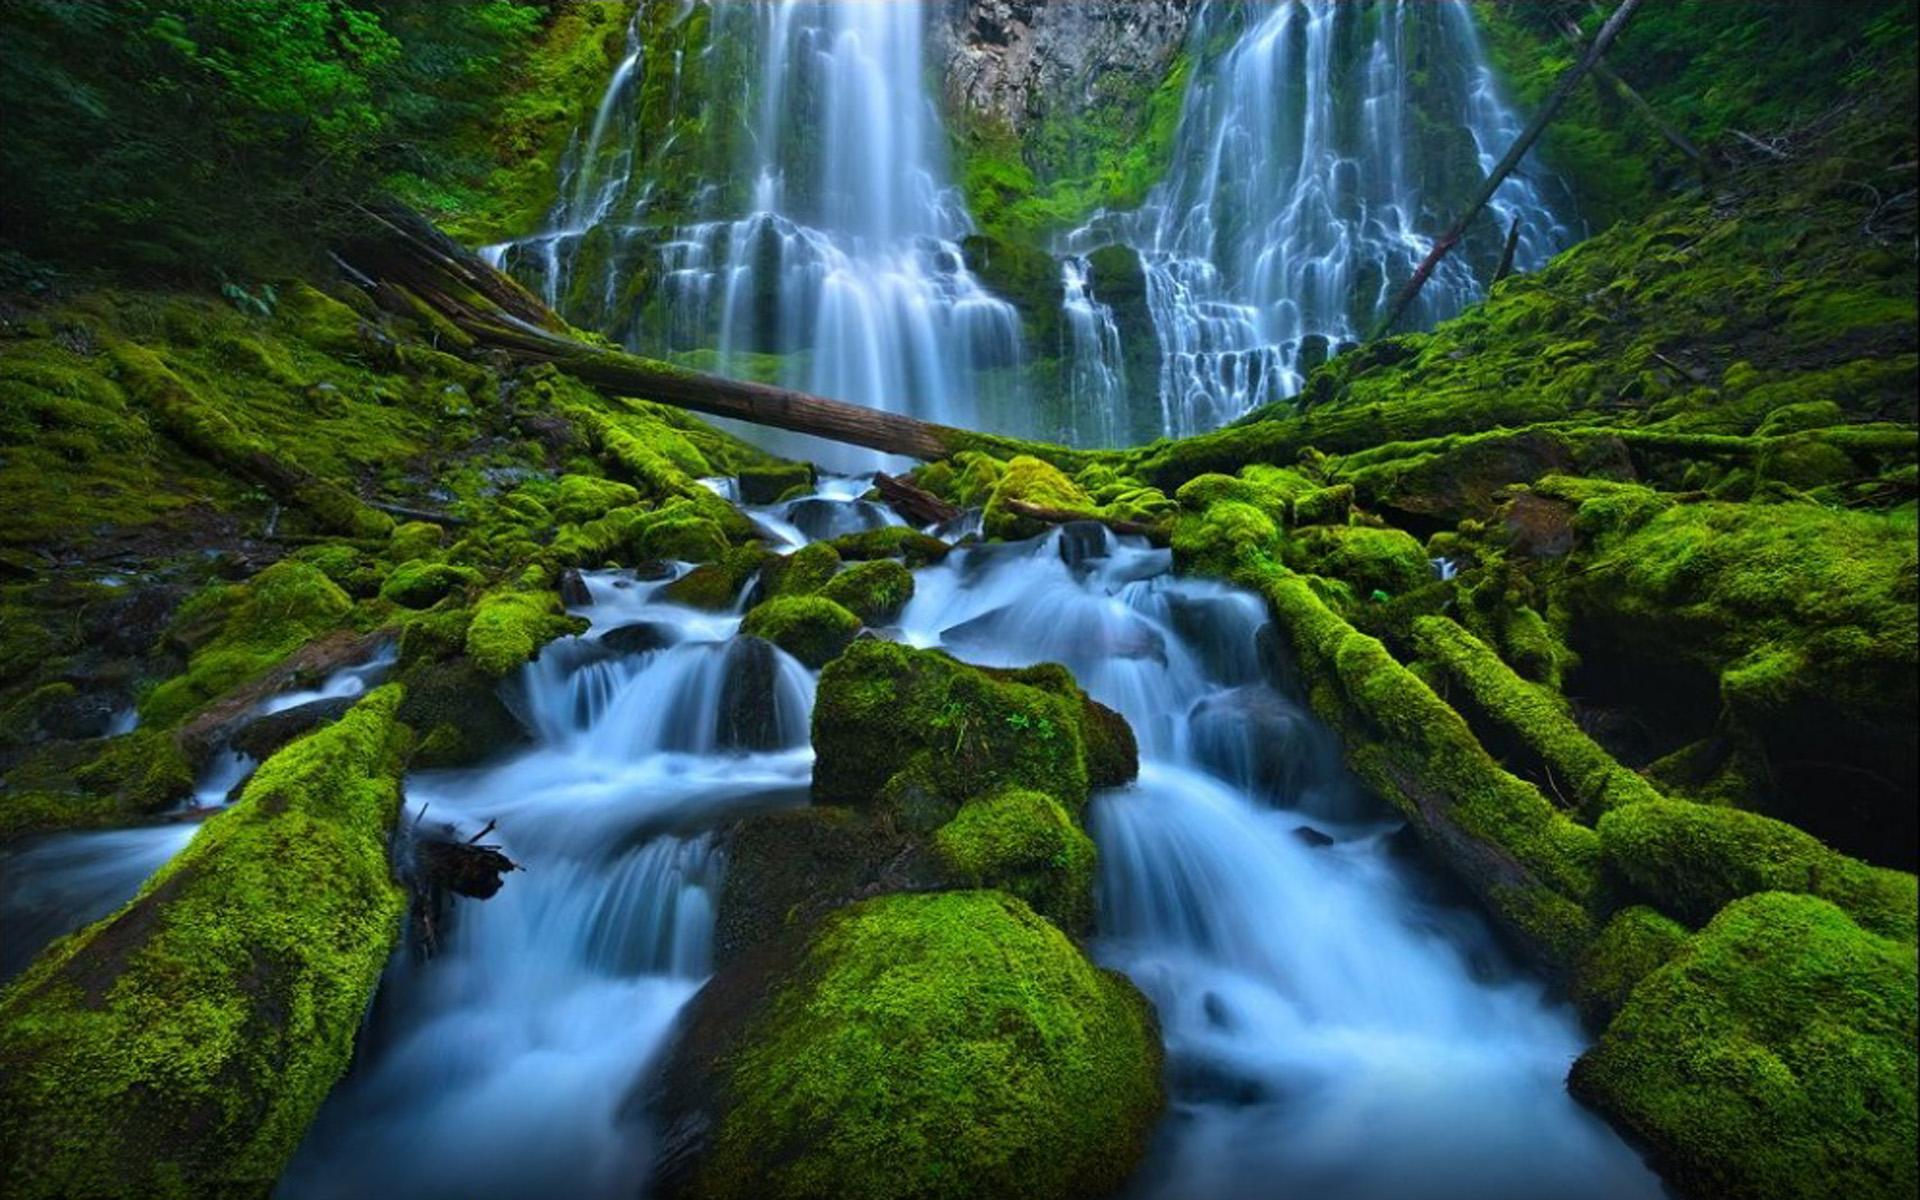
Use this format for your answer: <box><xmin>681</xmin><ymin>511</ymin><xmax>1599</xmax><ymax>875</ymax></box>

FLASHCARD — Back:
<box><xmin>559</xmin><ymin>567</ymin><xmax>593</xmax><ymax>607</ymax></box>
<box><xmin>600</xmin><ymin>621</ymin><xmax>680</xmax><ymax>658</ymax></box>
<box><xmin>1055</xmin><ymin>520</ymin><xmax>1111</xmax><ymax>568</ymax></box>
<box><xmin>229</xmin><ymin>696</ymin><xmax>353</xmax><ymax>761</ymax></box>
<box><xmin>785</xmin><ymin>497</ymin><xmax>891</xmax><ymax>542</ymax></box>
<box><xmin>83</xmin><ymin>583</ymin><xmax>189</xmax><ymax>658</ymax></box>
<box><xmin>1292</xmin><ymin>825</ymin><xmax>1335</xmax><ymax>848</ymax></box>
<box><xmin>395</xmin><ymin>658</ymin><xmax>529</xmax><ymax>769</ymax></box>
<box><xmin>715</xmin><ymin>637</ymin><xmax>784</xmax><ymax>753</ymax></box>
<box><xmin>630</xmin><ymin>560</ymin><xmax>676</xmax><ymax>582</ymax></box>
<box><xmin>1190</xmin><ymin>686</ymin><xmax>1340</xmax><ymax>803</ymax></box>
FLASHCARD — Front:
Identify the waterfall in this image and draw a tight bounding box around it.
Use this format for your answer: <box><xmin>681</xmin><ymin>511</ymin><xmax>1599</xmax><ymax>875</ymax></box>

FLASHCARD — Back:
<box><xmin>1065</xmin><ymin>0</ymin><xmax>1578</xmax><ymax>437</ymax></box>
<box><xmin>491</xmin><ymin>2</ymin><xmax>1029</xmax><ymax>471</ymax></box>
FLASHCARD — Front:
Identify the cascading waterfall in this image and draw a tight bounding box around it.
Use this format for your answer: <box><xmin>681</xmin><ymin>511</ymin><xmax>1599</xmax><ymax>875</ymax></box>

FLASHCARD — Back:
<box><xmin>490</xmin><ymin>2</ymin><xmax>1029</xmax><ymax>471</ymax></box>
<box><xmin>1065</xmin><ymin>0</ymin><xmax>1578</xmax><ymax>436</ymax></box>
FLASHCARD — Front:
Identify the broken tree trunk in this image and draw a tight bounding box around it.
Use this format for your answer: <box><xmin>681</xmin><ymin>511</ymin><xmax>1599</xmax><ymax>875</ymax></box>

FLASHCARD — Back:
<box><xmin>1492</xmin><ymin>217</ymin><xmax>1523</xmax><ymax>285</ymax></box>
<box><xmin>1367</xmin><ymin>0</ymin><xmax>1646</xmax><ymax>341</ymax></box>
<box><xmin>336</xmin><ymin>204</ymin><xmax>1070</xmax><ymax>467</ymax></box>
<box><xmin>1001</xmin><ymin>499</ymin><xmax>1167</xmax><ymax>541</ymax></box>
<box><xmin>406</xmin><ymin>810</ymin><xmax>520</xmax><ymax>959</ymax></box>
<box><xmin>872</xmin><ymin>471</ymin><xmax>961</xmax><ymax>526</ymax></box>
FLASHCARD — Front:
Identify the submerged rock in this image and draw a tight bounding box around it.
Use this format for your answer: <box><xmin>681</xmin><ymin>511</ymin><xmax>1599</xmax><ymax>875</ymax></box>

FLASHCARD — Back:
<box><xmin>651</xmin><ymin>890</ymin><xmax>1164</xmax><ymax>1200</ymax></box>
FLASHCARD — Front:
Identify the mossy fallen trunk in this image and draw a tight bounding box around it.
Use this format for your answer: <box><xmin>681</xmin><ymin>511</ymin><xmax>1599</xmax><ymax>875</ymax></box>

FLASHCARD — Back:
<box><xmin>0</xmin><ymin>686</ymin><xmax>412</xmax><ymax>1199</ymax></box>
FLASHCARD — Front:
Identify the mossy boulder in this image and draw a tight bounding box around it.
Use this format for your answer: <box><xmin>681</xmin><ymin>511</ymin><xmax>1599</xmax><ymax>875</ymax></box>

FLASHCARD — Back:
<box><xmin>818</xmin><ymin>559</ymin><xmax>914</xmax><ymax>626</ymax></box>
<box><xmin>755</xmin><ymin>541</ymin><xmax>842</xmax><ymax>601</ymax></box>
<box><xmin>983</xmin><ymin>455</ymin><xmax>1099</xmax><ymax>540</ymax></box>
<box><xmin>1281</xmin><ymin>524</ymin><xmax>1432</xmax><ymax>600</ymax></box>
<box><xmin>1570</xmin><ymin>893</ymin><xmax>1917</xmax><ymax>1200</ymax></box>
<box><xmin>1571</xmin><ymin>905</ymin><xmax>1691</xmax><ymax>1030</ymax></box>
<box><xmin>0</xmin><ymin>686</ymin><xmax>411</xmax><ymax>1198</ymax></box>
<box><xmin>631</xmin><ymin>513</ymin><xmax>730</xmax><ymax>565</ymax></box>
<box><xmin>652</xmin><ymin>890</ymin><xmax>1163</xmax><ymax>1200</ymax></box>
<box><xmin>394</xmin><ymin>658</ymin><xmax>528</xmax><ymax>769</ymax></box>
<box><xmin>550</xmin><ymin>474</ymin><xmax>640</xmax><ymax>524</ymax></box>
<box><xmin>931</xmin><ymin>789</ymin><xmax>1097</xmax><ymax>933</ymax></box>
<box><xmin>737</xmin><ymin>462</ymin><xmax>814</xmax><ymax>505</ymax></box>
<box><xmin>739</xmin><ymin>597</ymin><xmax>862</xmax><ymax>670</ymax></box>
<box><xmin>140</xmin><ymin>560</ymin><xmax>353</xmax><ymax>727</ymax></box>
<box><xmin>812</xmin><ymin>641</ymin><xmax>1129</xmax><ymax>823</ymax></box>
<box><xmin>713</xmin><ymin>806</ymin><xmax>924</xmax><ymax>967</ymax></box>
<box><xmin>657</xmin><ymin>546</ymin><xmax>773</xmax><ymax>612</ymax></box>
<box><xmin>1597</xmin><ymin>800</ymin><xmax>1917</xmax><ymax>942</ymax></box>
<box><xmin>378</xmin><ymin>559</ymin><xmax>482</xmax><ymax>609</ymax></box>
<box><xmin>824</xmin><ymin>526</ymin><xmax>951</xmax><ymax>567</ymax></box>
<box><xmin>465</xmin><ymin>571</ymin><xmax>589</xmax><ymax>676</ymax></box>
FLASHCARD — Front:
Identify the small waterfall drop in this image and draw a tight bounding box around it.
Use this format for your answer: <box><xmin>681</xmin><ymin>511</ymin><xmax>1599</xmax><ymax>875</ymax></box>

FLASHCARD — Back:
<box><xmin>1065</xmin><ymin>0</ymin><xmax>1578</xmax><ymax>436</ymax></box>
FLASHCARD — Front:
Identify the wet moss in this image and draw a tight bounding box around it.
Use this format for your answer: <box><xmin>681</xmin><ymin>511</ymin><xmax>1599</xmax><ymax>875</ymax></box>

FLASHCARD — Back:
<box><xmin>1598</xmin><ymin>800</ymin><xmax>1917</xmax><ymax>942</ymax></box>
<box><xmin>1281</xmin><ymin>524</ymin><xmax>1432</xmax><ymax>601</ymax></box>
<box><xmin>1571</xmin><ymin>905</ymin><xmax>1691</xmax><ymax>1031</ymax></box>
<box><xmin>823</xmin><ymin>526</ymin><xmax>952</xmax><ymax>567</ymax></box>
<box><xmin>983</xmin><ymin>455</ymin><xmax>1100</xmax><ymax>540</ymax></box>
<box><xmin>1570</xmin><ymin>893</ymin><xmax>1917</xmax><ymax>1200</ymax></box>
<box><xmin>140</xmin><ymin>561</ymin><xmax>354</xmax><ymax>728</ymax></box>
<box><xmin>656</xmin><ymin>890</ymin><xmax>1163</xmax><ymax>1200</ymax></box>
<box><xmin>812</xmin><ymin>641</ymin><xmax>1104</xmax><ymax>818</ymax></box>
<box><xmin>737</xmin><ymin>462</ymin><xmax>814</xmax><ymax>505</ymax></box>
<box><xmin>0</xmin><ymin>686</ymin><xmax>411</xmax><ymax>1199</ymax></box>
<box><xmin>758</xmin><ymin>541</ymin><xmax>842</xmax><ymax>600</ymax></box>
<box><xmin>657</xmin><ymin>546</ymin><xmax>774</xmax><ymax>612</ymax></box>
<box><xmin>393</xmin><ymin>658</ymin><xmax>527</xmax><ymax>769</ymax></box>
<box><xmin>817</xmin><ymin>559</ymin><xmax>913</xmax><ymax>626</ymax></box>
<box><xmin>465</xmin><ymin>568</ymin><xmax>588</xmax><ymax>676</ymax></box>
<box><xmin>932</xmin><ymin>789</ymin><xmax>1097</xmax><ymax>935</ymax></box>
<box><xmin>379</xmin><ymin>559</ymin><xmax>482</xmax><ymax>609</ymax></box>
<box><xmin>739</xmin><ymin>597</ymin><xmax>861</xmax><ymax>670</ymax></box>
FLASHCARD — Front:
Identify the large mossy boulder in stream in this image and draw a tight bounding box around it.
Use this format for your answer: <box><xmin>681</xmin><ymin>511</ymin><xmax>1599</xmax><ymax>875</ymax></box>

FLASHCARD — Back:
<box><xmin>1571</xmin><ymin>893</ymin><xmax>1918</xmax><ymax>1200</ymax></box>
<box><xmin>811</xmin><ymin>640</ymin><xmax>1136</xmax><ymax>827</ymax></box>
<box><xmin>739</xmin><ymin>596</ymin><xmax>862</xmax><ymax>669</ymax></box>
<box><xmin>652</xmin><ymin>890</ymin><xmax>1164</xmax><ymax>1200</ymax></box>
<box><xmin>0</xmin><ymin>685</ymin><xmax>411</xmax><ymax>1199</ymax></box>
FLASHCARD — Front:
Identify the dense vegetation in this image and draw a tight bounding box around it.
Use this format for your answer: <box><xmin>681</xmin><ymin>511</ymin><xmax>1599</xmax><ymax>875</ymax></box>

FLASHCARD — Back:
<box><xmin>0</xmin><ymin>2</ymin><xmax>1914</xmax><ymax>1198</ymax></box>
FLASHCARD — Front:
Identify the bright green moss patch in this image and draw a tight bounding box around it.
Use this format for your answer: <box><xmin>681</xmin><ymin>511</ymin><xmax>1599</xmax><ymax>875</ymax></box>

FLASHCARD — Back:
<box><xmin>141</xmin><ymin>561</ymin><xmax>354</xmax><ymax>727</ymax></box>
<box><xmin>758</xmin><ymin>541</ymin><xmax>842</xmax><ymax>600</ymax></box>
<box><xmin>817</xmin><ymin>559</ymin><xmax>914</xmax><ymax>626</ymax></box>
<box><xmin>736</xmin><ymin>462</ymin><xmax>814</xmax><ymax>505</ymax></box>
<box><xmin>1570</xmin><ymin>893</ymin><xmax>1918</xmax><ymax>1200</ymax></box>
<box><xmin>1599</xmin><ymin>801</ymin><xmax>1918</xmax><ymax>942</ymax></box>
<box><xmin>823</xmin><ymin>526</ymin><xmax>952</xmax><ymax>567</ymax></box>
<box><xmin>812</xmin><ymin>640</ymin><xmax>1097</xmax><ymax>820</ymax></box>
<box><xmin>1571</xmin><ymin>905</ymin><xmax>1691</xmax><ymax>1030</ymax></box>
<box><xmin>0</xmin><ymin>686</ymin><xmax>411</xmax><ymax>1198</ymax></box>
<box><xmin>932</xmin><ymin>789</ymin><xmax>1097</xmax><ymax>934</ymax></box>
<box><xmin>739</xmin><ymin>596</ymin><xmax>861</xmax><ymax>670</ymax></box>
<box><xmin>1281</xmin><ymin>524</ymin><xmax>1431</xmax><ymax>600</ymax></box>
<box><xmin>1414</xmin><ymin>615</ymin><xmax>1663</xmax><ymax>818</ymax></box>
<box><xmin>379</xmin><ymin>559</ymin><xmax>482</xmax><ymax>609</ymax></box>
<box><xmin>657</xmin><ymin>890</ymin><xmax>1163</xmax><ymax>1200</ymax></box>
<box><xmin>465</xmin><ymin>570</ymin><xmax>587</xmax><ymax>676</ymax></box>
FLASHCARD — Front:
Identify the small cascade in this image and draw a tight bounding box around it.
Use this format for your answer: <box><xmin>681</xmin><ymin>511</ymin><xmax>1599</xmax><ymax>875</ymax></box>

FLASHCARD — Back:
<box><xmin>1060</xmin><ymin>255</ymin><xmax>1129</xmax><ymax>447</ymax></box>
<box><xmin>1065</xmin><ymin>0</ymin><xmax>1577</xmax><ymax>436</ymax></box>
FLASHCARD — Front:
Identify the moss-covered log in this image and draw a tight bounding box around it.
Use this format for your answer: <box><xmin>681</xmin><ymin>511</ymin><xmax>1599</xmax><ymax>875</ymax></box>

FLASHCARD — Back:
<box><xmin>0</xmin><ymin>686</ymin><xmax>412</xmax><ymax>1199</ymax></box>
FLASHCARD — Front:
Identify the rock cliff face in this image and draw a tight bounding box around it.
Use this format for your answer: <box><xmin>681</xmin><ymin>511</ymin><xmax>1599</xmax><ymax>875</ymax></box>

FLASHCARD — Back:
<box><xmin>937</xmin><ymin>0</ymin><xmax>1194</xmax><ymax>139</ymax></box>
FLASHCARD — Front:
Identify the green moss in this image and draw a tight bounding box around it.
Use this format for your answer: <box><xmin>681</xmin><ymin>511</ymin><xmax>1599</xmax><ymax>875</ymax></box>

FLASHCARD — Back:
<box><xmin>630</xmin><ymin>512</ymin><xmax>730</xmax><ymax>564</ymax></box>
<box><xmin>1571</xmin><ymin>905</ymin><xmax>1691</xmax><ymax>1030</ymax></box>
<box><xmin>759</xmin><ymin>542</ymin><xmax>842</xmax><ymax>600</ymax></box>
<box><xmin>932</xmin><ymin>790</ymin><xmax>1097</xmax><ymax>934</ymax></box>
<box><xmin>1414</xmin><ymin>615</ymin><xmax>1664</xmax><ymax>818</ymax></box>
<box><xmin>812</xmin><ymin>640</ymin><xmax>1104</xmax><ymax>820</ymax></box>
<box><xmin>1281</xmin><ymin>524</ymin><xmax>1431</xmax><ymax>600</ymax></box>
<box><xmin>1598</xmin><ymin>801</ymin><xmax>1917</xmax><ymax>942</ymax></box>
<box><xmin>736</xmin><ymin>462</ymin><xmax>814</xmax><ymax>505</ymax></box>
<box><xmin>379</xmin><ymin>559</ymin><xmax>482</xmax><ymax>609</ymax></box>
<box><xmin>549</xmin><ymin>474</ymin><xmax>640</xmax><ymax>524</ymax></box>
<box><xmin>465</xmin><ymin>569</ymin><xmax>587</xmax><ymax>676</ymax></box>
<box><xmin>662</xmin><ymin>890</ymin><xmax>1162</xmax><ymax>1200</ymax></box>
<box><xmin>983</xmin><ymin>455</ymin><xmax>1099</xmax><ymax>540</ymax></box>
<box><xmin>141</xmin><ymin>561</ymin><xmax>354</xmax><ymax>727</ymax></box>
<box><xmin>393</xmin><ymin>658</ymin><xmax>526</xmax><ymax>769</ymax></box>
<box><xmin>739</xmin><ymin>597</ymin><xmax>862</xmax><ymax>670</ymax></box>
<box><xmin>824</xmin><ymin>526</ymin><xmax>952</xmax><ymax>567</ymax></box>
<box><xmin>1570</xmin><ymin>893</ymin><xmax>1917</xmax><ymax>1200</ymax></box>
<box><xmin>0</xmin><ymin>686</ymin><xmax>411</xmax><ymax>1198</ymax></box>
<box><xmin>657</xmin><ymin>546</ymin><xmax>774</xmax><ymax>612</ymax></box>
<box><xmin>817</xmin><ymin>559</ymin><xmax>914</xmax><ymax>626</ymax></box>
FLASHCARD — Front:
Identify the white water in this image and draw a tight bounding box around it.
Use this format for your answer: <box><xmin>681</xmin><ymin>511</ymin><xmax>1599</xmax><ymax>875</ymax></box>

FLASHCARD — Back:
<box><xmin>1065</xmin><ymin>0</ymin><xmax>1577</xmax><ymax>435</ymax></box>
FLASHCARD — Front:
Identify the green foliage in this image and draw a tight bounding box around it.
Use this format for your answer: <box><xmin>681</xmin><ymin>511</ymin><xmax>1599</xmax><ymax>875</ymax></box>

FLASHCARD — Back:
<box><xmin>0</xmin><ymin>0</ymin><xmax>575</xmax><ymax>271</ymax></box>
<box><xmin>0</xmin><ymin>686</ymin><xmax>410</xmax><ymax>1198</ymax></box>
<box><xmin>1599</xmin><ymin>801</ymin><xmax>1918</xmax><ymax>942</ymax></box>
<box><xmin>1570</xmin><ymin>893</ymin><xmax>1917</xmax><ymax>1200</ymax></box>
<box><xmin>668</xmin><ymin>890</ymin><xmax>1163</xmax><ymax>1200</ymax></box>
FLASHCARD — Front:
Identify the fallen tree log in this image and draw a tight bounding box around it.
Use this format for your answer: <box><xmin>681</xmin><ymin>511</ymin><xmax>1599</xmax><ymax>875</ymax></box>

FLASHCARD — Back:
<box><xmin>1001</xmin><ymin>499</ymin><xmax>1166</xmax><ymax>541</ymax></box>
<box><xmin>337</xmin><ymin>205</ymin><xmax>1080</xmax><ymax>469</ymax></box>
<box><xmin>872</xmin><ymin>471</ymin><xmax>961</xmax><ymax>526</ymax></box>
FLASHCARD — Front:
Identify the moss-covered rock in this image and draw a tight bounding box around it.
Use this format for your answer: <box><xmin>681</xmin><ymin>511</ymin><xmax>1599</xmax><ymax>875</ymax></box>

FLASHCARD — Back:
<box><xmin>140</xmin><ymin>560</ymin><xmax>354</xmax><ymax>727</ymax></box>
<box><xmin>755</xmin><ymin>541</ymin><xmax>842</xmax><ymax>601</ymax></box>
<box><xmin>811</xmin><ymin>641</ymin><xmax>1112</xmax><ymax>822</ymax></box>
<box><xmin>1570</xmin><ymin>893</ymin><xmax>1917</xmax><ymax>1200</ymax></box>
<box><xmin>1571</xmin><ymin>905</ymin><xmax>1691</xmax><ymax>1030</ymax></box>
<box><xmin>379</xmin><ymin>559</ymin><xmax>482</xmax><ymax>609</ymax></box>
<box><xmin>738</xmin><ymin>597</ymin><xmax>862</xmax><ymax>670</ymax></box>
<box><xmin>1281</xmin><ymin>524</ymin><xmax>1432</xmax><ymax>600</ymax></box>
<box><xmin>465</xmin><ymin>569</ymin><xmax>588</xmax><ymax>676</ymax></box>
<box><xmin>931</xmin><ymin>789</ymin><xmax>1097</xmax><ymax>934</ymax></box>
<box><xmin>983</xmin><ymin>455</ymin><xmax>1099</xmax><ymax>540</ymax></box>
<box><xmin>1598</xmin><ymin>800</ymin><xmax>1917</xmax><ymax>942</ymax></box>
<box><xmin>0</xmin><ymin>685</ymin><xmax>411</xmax><ymax>1198</ymax></box>
<box><xmin>736</xmin><ymin>462</ymin><xmax>814</xmax><ymax>505</ymax></box>
<box><xmin>657</xmin><ymin>546</ymin><xmax>773</xmax><ymax>612</ymax></box>
<box><xmin>394</xmin><ymin>658</ymin><xmax>527</xmax><ymax>768</ymax></box>
<box><xmin>817</xmin><ymin>559</ymin><xmax>913</xmax><ymax>626</ymax></box>
<box><xmin>713</xmin><ymin>806</ymin><xmax>923</xmax><ymax>967</ymax></box>
<box><xmin>652</xmin><ymin>890</ymin><xmax>1163</xmax><ymax>1200</ymax></box>
<box><xmin>823</xmin><ymin>526</ymin><xmax>952</xmax><ymax>567</ymax></box>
